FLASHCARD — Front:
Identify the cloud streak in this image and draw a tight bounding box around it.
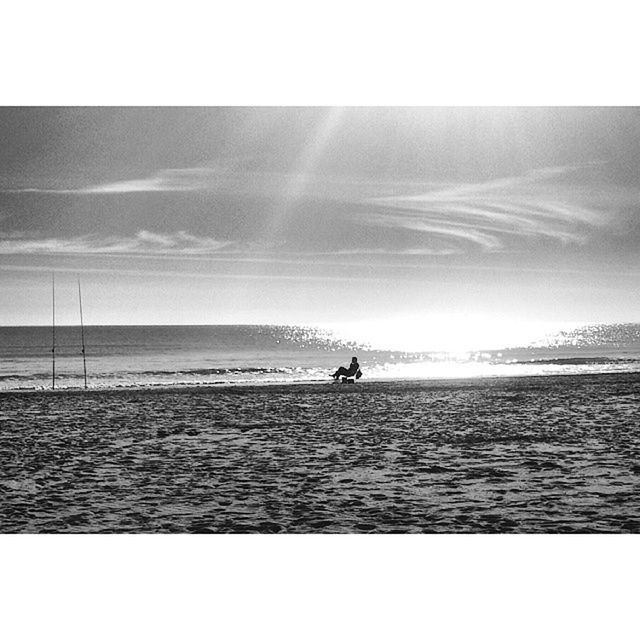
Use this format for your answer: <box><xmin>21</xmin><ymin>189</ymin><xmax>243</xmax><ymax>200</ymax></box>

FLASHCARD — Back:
<box><xmin>0</xmin><ymin>167</ymin><xmax>240</xmax><ymax>195</ymax></box>
<box><xmin>0</xmin><ymin>230</ymin><xmax>230</xmax><ymax>255</ymax></box>
<box><xmin>0</xmin><ymin>165</ymin><xmax>443</xmax><ymax>199</ymax></box>
<box><xmin>359</xmin><ymin>165</ymin><xmax>613</xmax><ymax>252</ymax></box>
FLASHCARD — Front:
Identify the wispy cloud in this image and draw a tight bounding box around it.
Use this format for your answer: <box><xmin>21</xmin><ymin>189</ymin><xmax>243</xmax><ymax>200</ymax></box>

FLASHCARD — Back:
<box><xmin>359</xmin><ymin>165</ymin><xmax>613</xmax><ymax>252</ymax></box>
<box><xmin>0</xmin><ymin>230</ymin><xmax>230</xmax><ymax>255</ymax></box>
<box><xmin>1</xmin><ymin>164</ymin><xmax>632</xmax><ymax>260</ymax></box>
<box><xmin>0</xmin><ymin>165</ymin><xmax>445</xmax><ymax>199</ymax></box>
<box><xmin>0</xmin><ymin>167</ymin><xmax>238</xmax><ymax>195</ymax></box>
<box><xmin>82</xmin><ymin>167</ymin><xmax>247</xmax><ymax>194</ymax></box>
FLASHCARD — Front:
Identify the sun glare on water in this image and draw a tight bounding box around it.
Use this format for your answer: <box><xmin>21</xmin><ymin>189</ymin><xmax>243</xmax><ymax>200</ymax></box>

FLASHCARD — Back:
<box><xmin>324</xmin><ymin>315</ymin><xmax>575</xmax><ymax>354</ymax></box>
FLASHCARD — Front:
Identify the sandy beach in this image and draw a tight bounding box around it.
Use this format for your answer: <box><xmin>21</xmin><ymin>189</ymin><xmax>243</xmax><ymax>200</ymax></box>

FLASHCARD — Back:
<box><xmin>1</xmin><ymin>373</ymin><xmax>639</xmax><ymax>533</ymax></box>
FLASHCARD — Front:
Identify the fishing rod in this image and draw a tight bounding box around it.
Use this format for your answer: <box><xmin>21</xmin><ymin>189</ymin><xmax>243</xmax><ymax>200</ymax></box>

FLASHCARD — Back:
<box><xmin>51</xmin><ymin>272</ymin><xmax>56</xmax><ymax>389</ymax></box>
<box><xmin>78</xmin><ymin>279</ymin><xmax>88</xmax><ymax>389</ymax></box>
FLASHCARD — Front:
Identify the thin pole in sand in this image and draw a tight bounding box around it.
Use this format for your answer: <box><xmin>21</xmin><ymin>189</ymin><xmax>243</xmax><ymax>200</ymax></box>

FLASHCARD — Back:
<box><xmin>78</xmin><ymin>278</ymin><xmax>88</xmax><ymax>389</ymax></box>
<box><xmin>51</xmin><ymin>272</ymin><xmax>56</xmax><ymax>389</ymax></box>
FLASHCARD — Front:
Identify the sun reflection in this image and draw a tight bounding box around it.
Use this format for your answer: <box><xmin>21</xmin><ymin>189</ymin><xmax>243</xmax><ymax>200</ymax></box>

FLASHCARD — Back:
<box><xmin>323</xmin><ymin>314</ymin><xmax>578</xmax><ymax>354</ymax></box>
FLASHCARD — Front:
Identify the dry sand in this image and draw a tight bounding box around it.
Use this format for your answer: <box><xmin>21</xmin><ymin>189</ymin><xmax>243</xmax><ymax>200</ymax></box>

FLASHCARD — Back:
<box><xmin>1</xmin><ymin>373</ymin><xmax>639</xmax><ymax>533</ymax></box>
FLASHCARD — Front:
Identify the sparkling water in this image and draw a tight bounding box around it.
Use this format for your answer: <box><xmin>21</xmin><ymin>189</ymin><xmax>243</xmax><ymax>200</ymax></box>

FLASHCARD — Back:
<box><xmin>2</xmin><ymin>323</ymin><xmax>640</xmax><ymax>390</ymax></box>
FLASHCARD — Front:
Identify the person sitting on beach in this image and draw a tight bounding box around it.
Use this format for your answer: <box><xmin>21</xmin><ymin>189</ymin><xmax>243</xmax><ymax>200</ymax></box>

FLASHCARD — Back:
<box><xmin>331</xmin><ymin>356</ymin><xmax>361</xmax><ymax>380</ymax></box>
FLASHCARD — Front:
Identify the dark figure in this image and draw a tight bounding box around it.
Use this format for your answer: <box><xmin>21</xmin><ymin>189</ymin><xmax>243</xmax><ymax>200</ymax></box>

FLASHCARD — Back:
<box><xmin>332</xmin><ymin>356</ymin><xmax>361</xmax><ymax>380</ymax></box>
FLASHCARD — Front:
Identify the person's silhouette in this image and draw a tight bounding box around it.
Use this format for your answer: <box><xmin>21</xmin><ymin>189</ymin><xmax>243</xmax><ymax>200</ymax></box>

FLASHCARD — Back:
<box><xmin>331</xmin><ymin>356</ymin><xmax>361</xmax><ymax>380</ymax></box>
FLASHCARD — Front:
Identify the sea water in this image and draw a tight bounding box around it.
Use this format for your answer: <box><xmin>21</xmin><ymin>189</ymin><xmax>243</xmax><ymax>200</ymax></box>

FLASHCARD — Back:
<box><xmin>2</xmin><ymin>323</ymin><xmax>640</xmax><ymax>391</ymax></box>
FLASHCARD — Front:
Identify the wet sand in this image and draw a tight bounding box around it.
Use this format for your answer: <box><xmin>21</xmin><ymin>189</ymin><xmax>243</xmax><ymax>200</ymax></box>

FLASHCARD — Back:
<box><xmin>1</xmin><ymin>373</ymin><xmax>639</xmax><ymax>533</ymax></box>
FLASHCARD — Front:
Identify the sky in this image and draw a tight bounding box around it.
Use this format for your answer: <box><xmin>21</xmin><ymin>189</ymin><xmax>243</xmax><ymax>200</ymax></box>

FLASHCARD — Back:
<box><xmin>1</xmin><ymin>106</ymin><xmax>640</xmax><ymax>330</ymax></box>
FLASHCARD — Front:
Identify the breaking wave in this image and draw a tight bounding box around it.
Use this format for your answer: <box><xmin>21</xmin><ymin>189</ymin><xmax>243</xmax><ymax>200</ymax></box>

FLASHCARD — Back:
<box><xmin>506</xmin><ymin>357</ymin><xmax>639</xmax><ymax>366</ymax></box>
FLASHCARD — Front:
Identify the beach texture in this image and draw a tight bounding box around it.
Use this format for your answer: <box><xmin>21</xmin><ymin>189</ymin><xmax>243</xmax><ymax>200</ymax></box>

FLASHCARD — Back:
<box><xmin>1</xmin><ymin>373</ymin><xmax>639</xmax><ymax>533</ymax></box>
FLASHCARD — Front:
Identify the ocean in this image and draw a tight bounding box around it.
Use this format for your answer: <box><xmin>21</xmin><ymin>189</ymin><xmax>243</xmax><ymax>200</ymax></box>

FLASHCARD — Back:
<box><xmin>2</xmin><ymin>323</ymin><xmax>640</xmax><ymax>391</ymax></box>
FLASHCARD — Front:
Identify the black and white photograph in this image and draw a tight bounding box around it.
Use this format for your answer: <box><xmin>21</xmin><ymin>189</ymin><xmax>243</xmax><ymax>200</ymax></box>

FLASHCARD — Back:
<box><xmin>2</xmin><ymin>106</ymin><xmax>639</xmax><ymax>534</ymax></box>
<box><xmin>1</xmin><ymin>3</ymin><xmax>638</xmax><ymax>638</ymax></box>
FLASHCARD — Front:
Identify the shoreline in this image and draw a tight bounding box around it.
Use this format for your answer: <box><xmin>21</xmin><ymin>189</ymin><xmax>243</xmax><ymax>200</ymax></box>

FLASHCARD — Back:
<box><xmin>3</xmin><ymin>369</ymin><xmax>640</xmax><ymax>398</ymax></box>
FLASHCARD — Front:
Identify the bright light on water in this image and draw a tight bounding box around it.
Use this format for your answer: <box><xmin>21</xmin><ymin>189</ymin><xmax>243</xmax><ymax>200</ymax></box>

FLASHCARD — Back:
<box><xmin>323</xmin><ymin>315</ymin><xmax>580</xmax><ymax>354</ymax></box>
